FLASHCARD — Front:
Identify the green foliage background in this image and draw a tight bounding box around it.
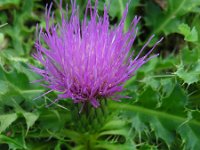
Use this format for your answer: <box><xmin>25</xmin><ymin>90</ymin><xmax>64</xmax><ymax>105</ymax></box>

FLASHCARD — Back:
<box><xmin>0</xmin><ymin>0</ymin><xmax>200</xmax><ymax>149</ymax></box>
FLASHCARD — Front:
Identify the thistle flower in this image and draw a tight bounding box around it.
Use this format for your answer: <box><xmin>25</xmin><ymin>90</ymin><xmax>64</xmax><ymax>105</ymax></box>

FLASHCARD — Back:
<box><xmin>31</xmin><ymin>0</ymin><xmax>163</xmax><ymax>108</ymax></box>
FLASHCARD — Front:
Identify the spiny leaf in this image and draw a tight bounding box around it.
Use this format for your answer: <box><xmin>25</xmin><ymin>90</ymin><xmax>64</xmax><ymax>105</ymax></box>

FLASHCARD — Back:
<box><xmin>178</xmin><ymin>23</ymin><xmax>198</xmax><ymax>42</ymax></box>
<box><xmin>97</xmin><ymin>119</ymin><xmax>136</xmax><ymax>150</ymax></box>
<box><xmin>145</xmin><ymin>0</ymin><xmax>200</xmax><ymax>35</ymax></box>
<box><xmin>178</xmin><ymin>124</ymin><xmax>200</xmax><ymax>150</ymax></box>
<box><xmin>109</xmin><ymin>84</ymin><xmax>198</xmax><ymax>149</ymax></box>
<box><xmin>181</xmin><ymin>47</ymin><xmax>199</xmax><ymax>65</ymax></box>
<box><xmin>175</xmin><ymin>62</ymin><xmax>200</xmax><ymax>85</ymax></box>
<box><xmin>160</xmin><ymin>78</ymin><xmax>175</xmax><ymax>98</ymax></box>
<box><xmin>39</xmin><ymin>109</ymin><xmax>69</xmax><ymax>132</ymax></box>
<box><xmin>0</xmin><ymin>113</ymin><xmax>17</xmax><ymax>133</ymax></box>
<box><xmin>110</xmin><ymin>101</ymin><xmax>200</xmax><ymax>149</ymax></box>
<box><xmin>1</xmin><ymin>0</ymin><xmax>36</xmax><ymax>55</ymax></box>
<box><xmin>0</xmin><ymin>66</ymin><xmax>43</xmax><ymax>104</ymax></box>
<box><xmin>137</xmin><ymin>86</ymin><xmax>160</xmax><ymax>108</ymax></box>
<box><xmin>174</xmin><ymin>46</ymin><xmax>200</xmax><ymax>84</ymax></box>
<box><xmin>160</xmin><ymin>84</ymin><xmax>188</xmax><ymax>115</ymax></box>
<box><xmin>0</xmin><ymin>134</ymin><xmax>27</xmax><ymax>150</ymax></box>
<box><xmin>110</xmin><ymin>103</ymin><xmax>176</xmax><ymax>147</ymax></box>
<box><xmin>101</xmin><ymin>120</ymin><xmax>127</xmax><ymax>130</ymax></box>
<box><xmin>0</xmin><ymin>80</ymin><xmax>9</xmax><ymax>95</ymax></box>
<box><xmin>95</xmin><ymin>141</ymin><xmax>136</xmax><ymax>150</ymax></box>
<box><xmin>23</xmin><ymin>112</ymin><xmax>39</xmax><ymax>132</ymax></box>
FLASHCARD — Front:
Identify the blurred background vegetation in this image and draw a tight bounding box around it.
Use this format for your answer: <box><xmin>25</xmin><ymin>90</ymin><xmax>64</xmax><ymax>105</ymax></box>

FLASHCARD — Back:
<box><xmin>0</xmin><ymin>0</ymin><xmax>200</xmax><ymax>149</ymax></box>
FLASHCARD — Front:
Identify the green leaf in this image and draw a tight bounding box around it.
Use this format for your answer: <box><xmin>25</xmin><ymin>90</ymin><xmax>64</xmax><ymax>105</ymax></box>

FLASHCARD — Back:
<box><xmin>181</xmin><ymin>47</ymin><xmax>199</xmax><ymax>64</ymax></box>
<box><xmin>0</xmin><ymin>0</ymin><xmax>20</xmax><ymax>9</ymax></box>
<box><xmin>178</xmin><ymin>124</ymin><xmax>200</xmax><ymax>149</ymax></box>
<box><xmin>110</xmin><ymin>103</ymin><xmax>176</xmax><ymax>147</ymax></box>
<box><xmin>137</xmin><ymin>86</ymin><xmax>160</xmax><ymax>108</ymax></box>
<box><xmin>38</xmin><ymin>109</ymin><xmax>68</xmax><ymax>132</ymax></box>
<box><xmin>0</xmin><ymin>80</ymin><xmax>9</xmax><ymax>95</ymax></box>
<box><xmin>109</xmin><ymin>84</ymin><xmax>197</xmax><ymax>148</ymax></box>
<box><xmin>98</xmin><ymin>0</ymin><xmax>139</xmax><ymax>32</ymax></box>
<box><xmin>101</xmin><ymin>120</ymin><xmax>126</xmax><ymax>131</ymax></box>
<box><xmin>23</xmin><ymin>112</ymin><xmax>39</xmax><ymax>132</ymax></box>
<box><xmin>139</xmin><ymin>144</ymin><xmax>158</xmax><ymax>150</ymax></box>
<box><xmin>1</xmin><ymin>0</ymin><xmax>36</xmax><ymax>56</ymax></box>
<box><xmin>160</xmin><ymin>78</ymin><xmax>175</xmax><ymax>98</ymax></box>
<box><xmin>0</xmin><ymin>134</ymin><xmax>27</xmax><ymax>150</ymax></box>
<box><xmin>178</xmin><ymin>24</ymin><xmax>198</xmax><ymax>42</ymax></box>
<box><xmin>175</xmin><ymin>62</ymin><xmax>200</xmax><ymax>84</ymax></box>
<box><xmin>110</xmin><ymin>101</ymin><xmax>200</xmax><ymax>149</ymax></box>
<box><xmin>0</xmin><ymin>113</ymin><xmax>17</xmax><ymax>133</ymax></box>
<box><xmin>145</xmin><ymin>0</ymin><xmax>200</xmax><ymax>35</ymax></box>
<box><xmin>0</xmin><ymin>32</ymin><xmax>7</xmax><ymax>51</ymax></box>
<box><xmin>191</xmin><ymin>15</ymin><xmax>200</xmax><ymax>44</ymax></box>
<box><xmin>160</xmin><ymin>85</ymin><xmax>187</xmax><ymax>115</ymax></box>
<box><xmin>0</xmin><ymin>33</ymin><xmax>4</xmax><ymax>43</ymax></box>
<box><xmin>0</xmin><ymin>66</ymin><xmax>43</xmax><ymax>105</ymax></box>
<box><xmin>174</xmin><ymin>46</ymin><xmax>200</xmax><ymax>84</ymax></box>
<box><xmin>95</xmin><ymin>141</ymin><xmax>136</xmax><ymax>150</ymax></box>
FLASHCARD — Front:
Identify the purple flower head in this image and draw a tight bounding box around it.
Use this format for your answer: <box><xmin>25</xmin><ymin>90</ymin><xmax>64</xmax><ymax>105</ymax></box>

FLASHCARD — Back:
<box><xmin>32</xmin><ymin>0</ymin><xmax>163</xmax><ymax>108</ymax></box>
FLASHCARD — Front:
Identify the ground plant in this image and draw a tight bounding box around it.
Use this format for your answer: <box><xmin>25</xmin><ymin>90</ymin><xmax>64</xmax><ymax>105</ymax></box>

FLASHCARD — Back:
<box><xmin>0</xmin><ymin>0</ymin><xmax>200</xmax><ymax>150</ymax></box>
